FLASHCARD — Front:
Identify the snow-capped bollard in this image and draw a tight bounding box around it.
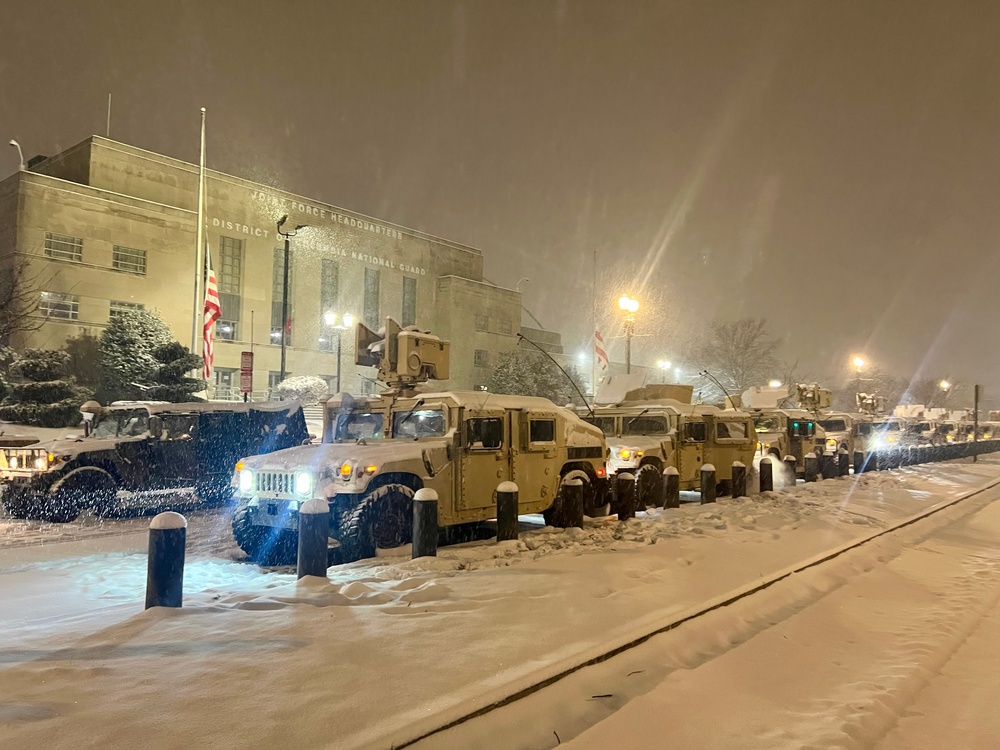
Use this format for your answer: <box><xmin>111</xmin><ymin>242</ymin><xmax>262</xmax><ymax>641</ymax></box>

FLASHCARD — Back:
<box><xmin>145</xmin><ymin>512</ymin><xmax>186</xmax><ymax>610</ymax></box>
<box><xmin>560</xmin><ymin>477</ymin><xmax>585</xmax><ymax>529</ymax></box>
<box><xmin>821</xmin><ymin>453</ymin><xmax>837</xmax><ymax>480</ymax></box>
<box><xmin>783</xmin><ymin>456</ymin><xmax>797</xmax><ymax>486</ymax></box>
<box><xmin>496</xmin><ymin>482</ymin><xmax>519</xmax><ymax>540</ymax></box>
<box><xmin>617</xmin><ymin>472</ymin><xmax>636</xmax><ymax>521</ymax></box>
<box><xmin>412</xmin><ymin>488</ymin><xmax>439</xmax><ymax>558</ymax></box>
<box><xmin>731</xmin><ymin>461</ymin><xmax>747</xmax><ymax>498</ymax></box>
<box><xmin>759</xmin><ymin>457</ymin><xmax>773</xmax><ymax>493</ymax></box>
<box><xmin>297</xmin><ymin>498</ymin><xmax>330</xmax><ymax>579</ymax></box>
<box><xmin>907</xmin><ymin>446</ymin><xmax>918</xmax><ymax>466</ymax></box>
<box><xmin>700</xmin><ymin>464</ymin><xmax>716</xmax><ymax>504</ymax></box>
<box><xmin>876</xmin><ymin>450</ymin><xmax>889</xmax><ymax>471</ymax></box>
<box><xmin>804</xmin><ymin>454</ymin><xmax>818</xmax><ymax>483</ymax></box>
<box><xmin>663</xmin><ymin>466</ymin><xmax>680</xmax><ymax>508</ymax></box>
<box><xmin>853</xmin><ymin>451</ymin><xmax>866</xmax><ymax>473</ymax></box>
<box><xmin>838</xmin><ymin>449</ymin><xmax>850</xmax><ymax>477</ymax></box>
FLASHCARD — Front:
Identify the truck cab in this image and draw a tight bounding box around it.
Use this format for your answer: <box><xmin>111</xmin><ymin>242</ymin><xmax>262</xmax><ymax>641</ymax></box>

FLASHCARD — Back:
<box><xmin>752</xmin><ymin>408</ymin><xmax>828</xmax><ymax>474</ymax></box>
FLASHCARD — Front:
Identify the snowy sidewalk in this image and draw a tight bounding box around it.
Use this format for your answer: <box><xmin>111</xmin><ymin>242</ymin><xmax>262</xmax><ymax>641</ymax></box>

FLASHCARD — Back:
<box><xmin>1</xmin><ymin>460</ymin><xmax>1000</xmax><ymax>749</ymax></box>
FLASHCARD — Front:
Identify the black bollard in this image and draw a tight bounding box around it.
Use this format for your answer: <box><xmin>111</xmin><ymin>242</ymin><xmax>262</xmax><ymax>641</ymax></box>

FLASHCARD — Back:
<box><xmin>759</xmin><ymin>457</ymin><xmax>774</xmax><ymax>493</ymax></box>
<box><xmin>731</xmin><ymin>461</ymin><xmax>747</xmax><ymax>498</ymax></box>
<box><xmin>822</xmin><ymin>453</ymin><xmax>838</xmax><ymax>480</ymax></box>
<box><xmin>561</xmin><ymin>477</ymin><xmax>585</xmax><ymax>529</ymax></box>
<box><xmin>617</xmin><ymin>472</ymin><xmax>636</xmax><ymax>521</ymax></box>
<box><xmin>145</xmin><ymin>511</ymin><xmax>187</xmax><ymax>609</ymax></box>
<box><xmin>297</xmin><ymin>498</ymin><xmax>330</xmax><ymax>578</ymax></box>
<box><xmin>663</xmin><ymin>467</ymin><xmax>680</xmax><ymax>509</ymax></box>
<box><xmin>804</xmin><ymin>454</ymin><xmax>819</xmax><ymax>483</ymax></box>
<box><xmin>838</xmin><ymin>449</ymin><xmax>850</xmax><ymax>477</ymax></box>
<box><xmin>907</xmin><ymin>446</ymin><xmax>917</xmax><ymax>466</ymax></box>
<box><xmin>700</xmin><ymin>464</ymin><xmax>717</xmax><ymax>504</ymax></box>
<box><xmin>853</xmin><ymin>451</ymin><xmax>865</xmax><ymax>474</ymax></box>
<box><xmin>876</xmin><ymin>450</ymin><xmax>888</xmax><ymax>471</ymax></box>
<box><xmin>412</xmin><ymin>488</ymin><xmax>439</xmax><ymax>558</ymax></box>
<box><xmin>496</xmin><ymin>481</ymin><xmax>519</xmax><ymax>540</ymax></box>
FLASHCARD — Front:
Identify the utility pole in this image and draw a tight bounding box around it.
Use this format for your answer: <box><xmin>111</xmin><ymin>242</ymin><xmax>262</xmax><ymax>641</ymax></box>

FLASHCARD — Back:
<box><xmin>276</xmin><ymin>215</ymin><xmax>307</xmax><ymax>382</ymax></box>
<box><xmin>974</xmin><ymin>384</ymin><xmax>981</xmax><ymax>463</ymax></box>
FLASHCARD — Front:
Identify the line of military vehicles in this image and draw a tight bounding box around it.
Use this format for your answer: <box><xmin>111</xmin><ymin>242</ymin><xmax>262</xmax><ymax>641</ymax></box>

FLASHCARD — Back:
<box><xmin>1</xmin><ymin>320</ymin><xmax>991</xmax><ymax>566</ymax></box>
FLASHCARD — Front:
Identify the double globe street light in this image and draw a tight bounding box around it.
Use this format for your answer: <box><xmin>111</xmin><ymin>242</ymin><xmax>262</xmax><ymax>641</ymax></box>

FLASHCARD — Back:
<box><xmin>618</xmin><ymin>294</ymin><xmax>639</xmax><ymax>374</ymax></box>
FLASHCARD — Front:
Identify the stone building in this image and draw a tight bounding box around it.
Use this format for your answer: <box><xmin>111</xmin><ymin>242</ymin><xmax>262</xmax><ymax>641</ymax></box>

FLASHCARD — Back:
<box><xmin>0</xmin><ymin>136</ymin><xmax>522</xmax><ymax>397</ymax></box>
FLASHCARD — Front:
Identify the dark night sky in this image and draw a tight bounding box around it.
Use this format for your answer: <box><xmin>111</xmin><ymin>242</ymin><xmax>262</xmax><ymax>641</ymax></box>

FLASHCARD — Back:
<box><xmin>4</xmin><ymin>0</ymin><xmax>1000</xmax><ymax>394</ymax></box>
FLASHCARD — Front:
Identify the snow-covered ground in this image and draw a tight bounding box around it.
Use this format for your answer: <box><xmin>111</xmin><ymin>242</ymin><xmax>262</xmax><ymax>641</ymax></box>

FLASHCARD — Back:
<box><xmin>1</xmin><ymin>460</ymin><xmax>999</xmax><ymax>748</ymax></box>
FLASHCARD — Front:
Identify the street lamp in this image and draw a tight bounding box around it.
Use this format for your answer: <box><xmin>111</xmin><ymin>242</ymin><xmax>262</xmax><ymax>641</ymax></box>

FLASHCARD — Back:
<box><xmin>323</xmin><ymin>312</ymin><xmax>355</xmax><ymax>393</ymax></box>
<box><xmin>8</xmin><ymin>140</ymin><xmax>25</xmax><ymax>171</ymax></box>
<box><xmin>618</xmin><ymin>294</ymin><xmax>639</xmax><ymax>374</ymax></box>
<box><xmin>276</xmin><ymin>215</ymin><xmax>307</xmax><ymax>382</ymax></box>
<box><xmin>657</xmin><ymin>359</ymin><xmax>672</xmax><ymax>383</ymax></box>
<box><xmin>768</xmin><ymin>379</ymin><xmax>783</xmax><ymax>389</ymax></box>
<box><xmin>852</xmin><ymin>355</ymin><xmax>866</xmax><ymax>395</ymax></box>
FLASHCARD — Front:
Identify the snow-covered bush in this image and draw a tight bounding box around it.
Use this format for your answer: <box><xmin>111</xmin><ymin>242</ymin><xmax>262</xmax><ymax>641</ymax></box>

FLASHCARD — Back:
<box><xmin>97</xmin><ymin>309</ymin><xmax>173</xmax><ymax>403</ymax></box>
<box><xmin>273</xmin><ymin>375</ymin><xmax>329</xmax><ymax>405</ymax></box>
<box><xmin>0</xmin><ymin>348</ymin><xmax>90</xmax><ymax>427</ymax></box>
<box><xmin>487</xmin><ymin>349</ymin><xmax>586</xmax><ymax>406</ymax></box>
<box><xmin>146</xmin><ymin>342</ymin><xmax>206</xmax><ymax>403</ymax></box>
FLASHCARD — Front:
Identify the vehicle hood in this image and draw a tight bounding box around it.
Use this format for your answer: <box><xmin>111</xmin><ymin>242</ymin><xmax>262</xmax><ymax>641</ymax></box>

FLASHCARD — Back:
<box><xmin>756</xmin><ymin>431</ymin><xmax>783</xmax><ymax>444</ymax></box>
<box><xmin>23</xmin><ymin>435</ymin><xmax>146</xmax><ymax>460</ymax></box>
<box><xmin>239</xmin><ymin>438</ymin><xmax>448</xmax><ymax>472</ymax></box>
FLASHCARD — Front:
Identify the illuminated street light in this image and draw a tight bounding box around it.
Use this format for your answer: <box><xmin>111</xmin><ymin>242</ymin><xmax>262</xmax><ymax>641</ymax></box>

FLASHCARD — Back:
<box><xmin>852</xmin><ymin>355</ymin><xmax>867</xmax><ymax>395</ymax></box>
<box><xmin>852</xmin><ymin>356</ymin><xmax>866</xmax><ymax>370</ymax></box>
<box><xmin>657</xmin><ymin>359</ymin><xmax>672</xmax><ymax>383</ymax></box>
<box><xmin>940</xmin><ymin>379</ymin><xmax>952</xmax><ymax>392</ymax></box>
<box><xmin>8</xmin><ymin>139</ymin><xmax>25</xmax><ymax>171</ymax></box>
<box><xmin>618</xmin><ymin>295</ymin><xmax>639</xmax><ymax>374</ymax></box>
<box><xmin>322</xmin><ymin>311</ymin><xmax>355</xmax><ymax>393</ymax></box>
<box><xmin>768</xmin><ymin>379</ymin><xmax>783</xmax><ymax>388</ymax></box>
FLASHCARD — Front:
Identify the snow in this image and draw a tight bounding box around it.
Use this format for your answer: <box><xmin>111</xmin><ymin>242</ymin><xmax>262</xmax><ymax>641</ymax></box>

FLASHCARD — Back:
<box><xmin>701</xmin><ymin>463</ymin><xmax>716</xmax><ymax>471</ymax></box>
<box><xmin>663</xmin><ymin>465</ymin><xmax>679</xmax><ymax>475</ymax></box>
<box><xmin>1</xmin><ymin>460</ymin><xmax>1000</xmax><ymax>749</ymax></box>
<box><xmin>497</xmin><ymin>481</ymin><xmax>518</xmax><ymax>493</ymax></box>
<box><xmin>298</xmin><ymin>497</ymin><xmax>329</xmax><ymax>514</ymax></box>
<box><xmin>149</xmin><ymin>511</ymin><xmax>187</xmax><ymax>530</ymax></box>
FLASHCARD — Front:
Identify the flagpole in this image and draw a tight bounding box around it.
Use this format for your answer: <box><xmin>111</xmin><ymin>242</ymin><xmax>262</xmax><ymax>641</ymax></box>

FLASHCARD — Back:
<box><xmin>191</xmin><ymin>107</ymin><xmax>207</xmax><ymax>354</ymax></box>
<box><xmin>591</xmin><ymin>249</ymin><xmax>597</xmax><ymax>401</ymax></box>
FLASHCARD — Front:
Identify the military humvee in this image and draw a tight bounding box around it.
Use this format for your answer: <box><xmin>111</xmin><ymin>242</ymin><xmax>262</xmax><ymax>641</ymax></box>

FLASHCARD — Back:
<box><xmin>816</xmin><ymin>412</ymin><xmax>872</xmax><ymax>456</ymax></box>
<box><xmin>583</xmin><ymin>382</ymin><xmax>756</xmax><ymax>506</ymax></box>
<box><xmin>230</xmin><ymin>320</ymin><xmax>607</xmax><ymax>564</ymax></box>
<box><xmin>0</xmin><ymin>400</ymin><xmax>308</xmax><ymax>522</ymax></box>
<box><xmin>750</xmin><ymin>408</ymin><xmax>828</xmax><ymax>473</ymax></box>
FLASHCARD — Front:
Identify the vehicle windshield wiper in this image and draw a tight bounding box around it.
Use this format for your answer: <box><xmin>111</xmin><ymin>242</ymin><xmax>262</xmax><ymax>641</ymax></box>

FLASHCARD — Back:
<box><xmin>394</xmin><ymin>399</ymin><xmax>426</xmax><ymax>433</ymax></box>
<box><xmin>626</xmin><ymin>408</ymin><xmax>650</xmax><ymax>433</ymax></box>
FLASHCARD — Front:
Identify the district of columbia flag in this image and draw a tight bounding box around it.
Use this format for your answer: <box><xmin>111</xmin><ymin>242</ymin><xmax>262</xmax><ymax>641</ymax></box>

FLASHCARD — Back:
<box><xmin>203</xmin><ymin>245</ymin><xmax>221</xmax><ymax>380</ymax></box>
<box><xmin>595</xmin><ymin>330</ymin><xmax>609</xmax><ymax>372</ymax></box>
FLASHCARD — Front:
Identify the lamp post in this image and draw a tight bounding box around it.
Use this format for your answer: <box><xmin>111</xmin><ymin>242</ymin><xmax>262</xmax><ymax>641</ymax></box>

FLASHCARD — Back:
<box><xmin>618</xmin><ymin>295</ymin><xmax>639</xmax><ymax>374</ymax></box>
<box><xmin>324</xmin><ymin>311</ymin><xmax>355</xmax><ymax>393</ymax></box>
<box><xmin>276</xmin><ymin>215</ymin><xmax>307</xmax><ymax>382</ymax></box>
<box><xmin>8</xmin><ymin>140</ymin><xmax>25</xmax><ymax>171</ymax></box>
<box><xmin>656</xmin><ymin>359</ymin><xmax>672</xmax><ymax>383</ymax></box>
<box><xmin>852</xmin><ymin>356</ymin><xmax>866</xmax><ymax>396</ymax></box>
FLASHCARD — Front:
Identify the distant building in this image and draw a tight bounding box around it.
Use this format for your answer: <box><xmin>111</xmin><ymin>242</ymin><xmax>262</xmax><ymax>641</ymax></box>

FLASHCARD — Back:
<box><xmin>0</xmin><ymin>136</ymin><xmax>523</xmax><ymax>397</ymax></box>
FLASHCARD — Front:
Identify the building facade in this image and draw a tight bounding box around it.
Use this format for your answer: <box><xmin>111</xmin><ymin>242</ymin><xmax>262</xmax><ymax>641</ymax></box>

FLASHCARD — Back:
<box><xmin>0</xmin><ymin>136</ymin><xmax>523</xmax><ymax>397</ymax></box>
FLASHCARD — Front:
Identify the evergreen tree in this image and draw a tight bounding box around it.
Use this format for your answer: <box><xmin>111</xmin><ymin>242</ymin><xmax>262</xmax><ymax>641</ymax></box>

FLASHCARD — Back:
<box><xmin>63</xmin><ymin>330</ymin><xmax>102</xmax><ymax>390</ymax></box>
<box><xmin>146</xmin><ymin>342</ymin><xmax>206</xmax><ymax>402</ymax></box>
<box><xmin>0</xmin><ymin>349</ymin><xmax>90</xmax><ymax>427</ymax></box>
<box><xmin>97</xmin><ymin>309</ymin><xmax>173</xmax><ymax>403</ymax></box>
<box><xmin>487</xmin><ymin>348</ymin><xmax>586</xmax><ymax>406</ymax></box>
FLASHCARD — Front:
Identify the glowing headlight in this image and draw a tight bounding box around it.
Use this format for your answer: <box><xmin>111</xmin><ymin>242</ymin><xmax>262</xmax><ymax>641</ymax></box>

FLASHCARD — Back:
<box><xmin>826</xmin><ymin>438</ymin><xmax>837</xmax><ymax>449</ymax></box>
<box><xmin>887</xmin><ymin>435</ymin><xmax>898</xmax><ymax>443</ymax></box>
<box><xmin>238</xmin><ymin>468</ymin><xmax>254</xmax><ymax>493</ymax></box>
<box><xmin>9</xmin><ymin>457</ymin><xmax>18</xmax><ymax>470</ymax></box>
<box><xmin>34</xmin><ymin>456</ymin><xmax>47</xmax><ymax>470</ymax></box>
<box><xmin>619</xmin><ymin>448</ymin><xmax>631</xmax><ymax>460</ymax></box>
<box><xmin>294</xmin><ymin>471</ymin><xmax>314</xmax><ymax>497</ymax></box>
<box><xmin>340</xmin><ymin>462</ymin><xmax>352</xmax><ymax>477</ymax></box>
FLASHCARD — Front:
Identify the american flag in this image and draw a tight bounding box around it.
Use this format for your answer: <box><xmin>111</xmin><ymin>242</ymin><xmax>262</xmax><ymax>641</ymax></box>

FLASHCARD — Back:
<box><xmin>595</xmin><ymin>330</ymin><xmax>609</xmax><ymax>372</ymax></box>
<box><xmin>203</xmin><ymin>246</ymin><xmax>221</xmax><ymax>380</ymax></box>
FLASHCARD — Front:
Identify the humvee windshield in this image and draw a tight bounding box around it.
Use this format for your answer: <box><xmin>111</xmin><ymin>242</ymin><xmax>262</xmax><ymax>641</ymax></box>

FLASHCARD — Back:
<box><xmin>624</xmin><ymin>416</ymin><xmax>668</xmax><ymax>436</ymax></box>
<box><xmin>754</xmin><ymin>416</ymin><xmax>781</xmax><ymax>432</ymax></box>
<box><xmin>876</xmin><ymin>421</ymin><xmax>902</xmax><ymax>431</ymax></box>
<box><xmin>90</xmin><ymin>410</ymin><xmax>149</xmax><ymax>439</ymax></box>
<box><xmin>392</xmin><ymin>408</ymin><xmax>447</xmax><ymax>439</ymax></box>
<box><xmin>819</xmin><ymin>419</ymin><xmax>847</xmax><ymax>432</ymax></box>
<box><xmin>909</xmin><ymin>422</ymin><xmax>932</xmax><ymax>433</ymax></box>
<box><xmin>336</xmin><ymin>412</ymin><xmax>384</xmax><ymax>441</ymax></box>
<box><xmin>585</xmin><ymin>416</ymin><xmax>616</xmax><ymax>436</ymax></box>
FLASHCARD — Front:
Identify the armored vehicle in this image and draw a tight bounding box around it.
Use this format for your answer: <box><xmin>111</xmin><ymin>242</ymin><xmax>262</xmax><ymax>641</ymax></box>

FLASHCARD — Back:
<box><xmin>817</xmin><ymin>412</ymin><xmax>872</xmax><ymax>456</ymax></box>
<box><xmin>1</xmin><ymin>400</ymin><xmax>308</xmax><ymax>522</ymax></box>
<box><xmin>230</xmin><ymin>320</ymin><xmax>607</xmax><ymax>564</ymax></box>
<box><xmin>855</xmin><ymin>416</ymin><xmax>907</xmax><ymax>453</ymax></box>
<box><xmin>584</xmin><ymin>381</ymin><xmax>756</xmax><ymax>506</ymax></box>
<box><xmin>751</xmin><ymin>408</ymin><xmax>828</xmax><ymax>473</ymax></box>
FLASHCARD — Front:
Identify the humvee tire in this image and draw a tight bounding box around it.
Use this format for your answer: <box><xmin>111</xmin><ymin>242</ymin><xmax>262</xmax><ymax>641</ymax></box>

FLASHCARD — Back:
<box><xmin>37</xmin><ymin>472</ymin><xmax>114</xmax><ymax>523</ymax></box>
<box><xmin>1</xmin><ymin>488</ymin><xmax>32</xmax><ymax>519</ymax></box>
<box><xmin>635</xmin><ymin>464</ymin><xmax>663</xmax><ymax>508</ymax></box>
<box><xmin>232</xmin><ymin>501</ymin><xmax>298</xmax><ymax>566</ymax></box>
<box><xmin>339</xmin><ymin>484</ymin><xmax>415</xmax><ymax>563</ymax></box>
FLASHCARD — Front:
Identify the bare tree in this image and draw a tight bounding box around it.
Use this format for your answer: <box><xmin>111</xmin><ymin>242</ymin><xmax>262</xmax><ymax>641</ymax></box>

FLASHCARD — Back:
<box><xmin>0</xmin><ymin>255</ymin><xmax>46</xmax><ymax>345</ymax></box>
<box><xmin>694</xmin><ymin>318</ymin><xmax>781</xmax><ymax>400</ymax></box>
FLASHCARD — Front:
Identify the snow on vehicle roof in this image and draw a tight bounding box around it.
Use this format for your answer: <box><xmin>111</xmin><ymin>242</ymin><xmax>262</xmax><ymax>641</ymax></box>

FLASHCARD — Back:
<box><xmin>394</xmin><ymin>391</ymin><xmax>581</xmax><ymax>413</ymax></box>
<box><xmin>105</xmin><ymin>400</ymin><xmax>304</xmax><ymax>416</ymax></box>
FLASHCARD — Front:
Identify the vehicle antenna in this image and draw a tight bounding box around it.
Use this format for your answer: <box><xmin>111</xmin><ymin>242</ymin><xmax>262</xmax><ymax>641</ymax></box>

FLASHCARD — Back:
<box><xmin>699</xmin><ymin>369</ymin><xmax>731</xmax><ymax>400</ymax></box>
<box><xmin>517</xmin><ymin>333</ymin><xmax>594</xmax><ymax>417</ymax></box>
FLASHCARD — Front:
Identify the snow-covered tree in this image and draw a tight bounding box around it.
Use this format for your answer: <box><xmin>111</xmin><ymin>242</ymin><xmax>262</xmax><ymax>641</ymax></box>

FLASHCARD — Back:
<box><xmin>0</xmin><ymin>349</ymin><xmax>90</xmax><ymax>427</ymax></box>
<box><xmin>146</xmin><ymin>342</ymin><xmax>206</xmax><ymax>402</ymax></box>
<box><xmin>274</xmin><ymin>375</ymin><xmax>329</xmax><ymax>404</ymax></box>
<box><xmin>487</xmin><ymin>349</ymin><xmax>586</xmax><ymax>406</ymax></box>
<box><xmin>97</xmin><ymin>309</ymin><xmax>173</xmax><ymax>403</ymax></box>
<box><xmin>694</xmin><ymin>318</ymin><xmax>781</xmax><ymax>401</ymax></box>
<box><xmin>63</xmin><ymin>330</ymin><xmax>101</xmax><ymax>390</ymax></box>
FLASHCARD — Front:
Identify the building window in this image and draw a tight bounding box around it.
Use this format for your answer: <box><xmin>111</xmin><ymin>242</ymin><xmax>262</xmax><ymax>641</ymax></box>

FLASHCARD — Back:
<box><xmin>402</xmin><ymin>276</ymin><xmax>417</xmax><ymax>328</ymax></box>
<box><xmin>39</xmin><ymin>291</ymin><xmax>79</xmax><ymax>320</ymax></box>
<box><xmin>475</xmin><ymin>314</ymin><xmax>489</xmax><ymax>332</ymax></box>
<box><xmin>44</xmin><ymin>232</ymin><xmax>83</xmax><ymax>262</ymax></box>
<box><xmin>364</xmin><ymin>267</ymin><xmax>380</xmax><ymax>329</ymax></box>
<box><xmin>214</xmin><ymin>367</ymin><xmax>237</xmax><ymax>396</ymax></box>
<box><xmin>112</xmin><ymin>245</ymin><xmax>147</xmax><ymax>274</ymax></box>
<box><xmin>218</xmin><ymin>236</ymin><xmax>243</xmax><ymax>340</ymax></box>
<box><xmin>498</xmin><ymin>317</ymin><xmax>512</xmax><ymax>335</ymax></box>
<box><xmin>109</xmin><ymin>300</ymin><xmax>144</xmax><ymax>319</ymax></box>
<box><xmin>474</xmin><ymin>349</ymin><xmax>489</xmax><ymax>367</ymax></box>
<box><xmin>319</xmin><ymin>259</ymin><xmax>340</xmax><ymax>352</ymax></box>
<box><xmin>271</xmin><ymin>248</ymin><xmax>294</xmax><ymax>346</ymax></box>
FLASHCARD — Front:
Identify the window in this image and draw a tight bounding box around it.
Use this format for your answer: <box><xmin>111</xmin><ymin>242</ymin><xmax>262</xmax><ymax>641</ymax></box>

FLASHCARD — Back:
<box><xmin>684</xmin><ymin>422</ymin><xmax>707</xmax><ymax>443</ymax></box>
<box><xmin>716</xmin><ymin>421</ymin><xmax>748</xmax><ymax>440</ymax></box>
<box><xmin>109</xmin><ymin>300</ymin><xmax>144</xmax><ymax>319</ymax></box>
<box><xmin>402</xmin><ymin>276</ymin><xmax>417</xmax><ymax>328</ymax></box>
<box><xmin>39</xmin><ymin>291</ymin><xmax>79</xmax><ymax>320</ymax></box>
<box><xmin>112</xmin><ymin>245</ymin><xmax>147</xmax><ymax>274</ymax></box>
<box><xmin>44</xmin><ymin>232</ymin><xmax>82</xmax><ymax>262</ymax></box>
<box><xmin>335</xmin><ymin>412</ymin><xmax>384</xmax><ymax>441</ymax></box>
<box><xmin>218</xmin><ymin>236</ymin><xmax>243</xmax><ymax>340</ymax></box>
<box><xmin>529</xmin><ymin>419</ymin><xmax>556</xmax><ymax>443</ymax></box>
<box><xmin>585</xmin><ymin>416</ymin><xmax>617</xmax><ymax>436</ymax></box>
<box><xmin>474</xmin><ymin>349</ymin><xmax>489</xmax><ymax>367</ymax></box>
<box><xmin>215</xmin><ymin>368</ymin><xmax>236</xmax><ymax>389</ymax></box>
<box><xmin>819</xmin><ymin>419</ymin><xmax>847</xmax><ymax>433</ymax></box>
<box><xmin>624</xmin><ymin>416</ymin><xmax>669</xmax><ymax>435</ymax></box>
<box><xmin>162</xmin><ymin>414</ymin><xmax>198</xmax><ymax>440</ymax></box>
<box><xmin>271</xmin><ymin>248</ymin><xmax>293</xmax><ymax>345</ymax></box>
<box><xmin>317</xmin><ymin>259</ymin><xmax>341</xmax><ymax>351</ymax></box>
<box><xmin>392</xmin><ymin>408</ymin><xmax>446</xmax><ymax>439</ymax></box>
<box><xmin>475</xmin><ymin>314</ymin><xmax>489</xmax><ymax>332</ymax></box>
<box><xmin>364</xmin><ymin>268</ymin><xmax>380</xmax><ymax>329</ymax></box>
<box><xmin>498</xmin><ymin>317</ymin><xmax>512</xmax><ymax>335</ymax></box>
<box><xmin>467</xmin><ymin>417</ymin><xmax>503</xmax><ymax>450</ymax></box>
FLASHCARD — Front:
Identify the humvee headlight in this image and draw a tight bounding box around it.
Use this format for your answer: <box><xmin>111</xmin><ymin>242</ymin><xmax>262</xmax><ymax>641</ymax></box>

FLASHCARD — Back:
<box><xmin>826</xmin><ymin>438</ymin><xmax>837</xmax><ymax>449</ymax></box>
<box><xmin>887</xmin><ymin>435</ymin><xmax>898</xmax><ymax>444</ymax></box>
<box><xmin>235</xmin><ymin>460</ymin><xmax>245</xmax><ymax>472</ymax></box>
<box><xmin>238</xmin><ymin>468</ymin><xmax>254</xmax><ymax>493</ymax></box>
<box><xmin>636</xmin><ymin>450</ymin><xmax>644</xmax><ymax>458</ymax></box>
<box><xmin>340</xmin><ymin>462</ymin><xmax>353</xmax><ymax>477</ymax></box>
<box><xmin>34</xmin><ymin>456</ymin><xmax>47</xmax><ymax>470</ymax></box>
<box><xmin>364</xmin><ymin>464</ymin><xmax>378</xmax><ymax>475</ymax></box>
<box><xmin>294</xmin><ymin>471</ymin><xmax>314</xmax><ymax>497</ymax></box>
<box><xmin>619</xmin><ymin>448</ymin><xmax>631</xmax><ymax>460</ymax></box>
<box><xmin>9</xmin><ymin>456</ymin><xmax>18</xmax><ymax>470</ymax></box>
